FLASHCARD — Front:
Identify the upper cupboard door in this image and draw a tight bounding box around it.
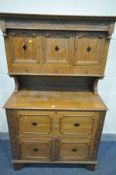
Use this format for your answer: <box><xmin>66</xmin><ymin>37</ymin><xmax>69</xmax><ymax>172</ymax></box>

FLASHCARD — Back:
<box><xmin>73</xmin><ymin>32</ymin><xmax>109</xmax><ymax>76</ymax></box>
<box><xmin>5</xmin><ymin>30</ymin><xmax>42</xmax><ymax>74</ymax></box>
<box><xmin>41</xmin><ymin>31</ymin><xmax>74</xmax><ymax>74</ymax></box>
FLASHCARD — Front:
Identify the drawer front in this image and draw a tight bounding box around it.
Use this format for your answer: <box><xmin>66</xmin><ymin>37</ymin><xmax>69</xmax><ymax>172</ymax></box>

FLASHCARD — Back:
<box><xmin>59</xmin><ymin>139</ymin><xmax>91</xmax><ymax>161</ymax></box>
<box><xmin>17</xmin><ymin>111</ymin><xmax>53</xmax><ymax>135</ymax></box>
<box><xmin>59</xmin><ymin>112</ymin><xmax>99</xmax><ymax>137</ymax></box>
<box><xmin>41</xmin><ymin>31</ymin><xmax>74</xmax><ymax>74</ymax></box>
<box><xmin>20</xmin><ymin>139</ymin><xmax>51</xmax><ymax>161</ymax></box>
<box><xmin>5</xmin><ymin>30</ymin><xmax>42</xmax><ymax>73</ymax></box>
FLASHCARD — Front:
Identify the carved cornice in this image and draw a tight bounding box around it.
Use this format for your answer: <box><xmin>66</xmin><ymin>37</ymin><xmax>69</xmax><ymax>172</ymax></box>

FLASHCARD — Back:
<box><xmin>4</xmin><ymin>20</ymin><xmax>111</xmax><ymax>32</ymax></box>
<box><xmin>0</xmin><ymin>14</ymin><xmax>115</xmax><ymax>35</ymax></box>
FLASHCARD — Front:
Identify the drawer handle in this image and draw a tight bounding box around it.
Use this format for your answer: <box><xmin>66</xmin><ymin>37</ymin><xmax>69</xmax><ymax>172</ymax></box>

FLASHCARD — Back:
<box><xmin>33</xmin><ymin>148</ymin><xmax>39</xmax><ymax>152</ymax></box>
<box><xmin>22</xmin><ymin>44</ymin><xmax>27</xmax><ymax>50</ymax></box>
<box><xmin>55</xmin><ymin>46</ymin><xmax>59</xmax><ymax>51</ymax></box>
<box><xmin>32</xmin><ymin>122</ymin><xmax>38</xmax><ymax>126</ymax></box>
<box><xmin>87</xmin><ymin>46</ymin><xmax>91</xmax><ymax>52</ymax></box>
<box><xmin>74</xmin><ymin>123</ymin><xmax>80</xmax><ymax>127</ymax></box>
<box><xmin>72</xmin><ymin>148</ymin><xmax>78</xmax><ymax>152</ymax></box>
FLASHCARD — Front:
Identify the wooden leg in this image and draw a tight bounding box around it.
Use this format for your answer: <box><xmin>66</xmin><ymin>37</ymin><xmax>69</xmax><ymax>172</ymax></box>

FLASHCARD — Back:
<box><xmin>13</xmin><ymin>163</ymin><xmax>24</xmax><ymax>170</ymax></box>
<box><xmin>86</xmin><ymin>164</ymin><xmax>96</xmax><ymax>171</ymax></box>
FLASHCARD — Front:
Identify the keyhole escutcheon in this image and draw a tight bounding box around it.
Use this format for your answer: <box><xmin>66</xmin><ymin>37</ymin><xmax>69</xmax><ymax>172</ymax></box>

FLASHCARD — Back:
<box><xmin>55</xmin><ymin>46</ymin><xmax>59</xmax><ymax>51</ymax></box>
<box><xmin>22</xmin><ymin>44</ymin><xmax>27</xmax><ymax>51</ymax></box>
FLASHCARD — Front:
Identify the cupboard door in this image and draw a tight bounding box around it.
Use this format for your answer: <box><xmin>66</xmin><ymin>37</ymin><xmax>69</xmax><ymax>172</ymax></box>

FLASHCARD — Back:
<box><xmin>59</xmin><ymin>112</ymin><xmax>99</xmax><ymax>137</ymax></box>
<box><xmin>41</xmin><ymin>31</ymin><xmax>74</xmax><ymax>74</ymax></box>
<box><xmin>58</xmin><ymin>139</ymin><xmax>91</xmax><ymax>161</ymax></box>
<box><xmin>5</xmin><ymin>30</ymin><xmax>42</xmax><ymax>73</ymax></box>
<box><xmin>20</xmin><ymin>139</ymin><xmax>52</xmax><ymax>161</ymax></box>
<box><xmin>73</xmin><ymin>32</ymin><xmax>108</xmax><ymax>75</ymax></box>
<box><xmin>16</xmin><ymin>110</ymin><xmax>53</xmax><ymax>136</ymax></box>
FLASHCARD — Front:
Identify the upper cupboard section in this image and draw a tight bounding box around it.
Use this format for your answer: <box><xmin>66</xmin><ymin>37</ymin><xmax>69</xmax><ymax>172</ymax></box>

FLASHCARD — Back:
<box><xmin>5</xmin><ymin>30</ymin><xmax>109</xmax><ymax>76</ymax></box>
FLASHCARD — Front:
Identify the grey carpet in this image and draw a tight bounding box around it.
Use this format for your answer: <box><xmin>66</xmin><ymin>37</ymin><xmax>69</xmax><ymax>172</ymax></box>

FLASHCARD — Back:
<box><xmin>0</xmin><ymin>140</ymin><xmax>116</xmax><ymax>175</ymax></box>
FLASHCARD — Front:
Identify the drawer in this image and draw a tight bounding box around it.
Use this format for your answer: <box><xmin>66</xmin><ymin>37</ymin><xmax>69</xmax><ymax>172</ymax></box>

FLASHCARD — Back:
<box><xmin>59</xmin><ymin>139</ymin><xmax>91</xmax><ymax>161</ymax></box>
<box><xmin>17</xmin><ymin>111</ymin><xmax>52</xmax><ymax>135</ymax></box>
<box><xmin>42</xmin><ymin>31</ymin><xmax>74</xmax><ymax>74</ymax></box>
<box><xmin>59</xmin><ymin>112</ymin><xmax>99</xmax><ymax>137</ymax></box>
<box><xmin>20</xmin><ymin>139</ymin><xmax>51</xmax><ymax>161</ymax></box>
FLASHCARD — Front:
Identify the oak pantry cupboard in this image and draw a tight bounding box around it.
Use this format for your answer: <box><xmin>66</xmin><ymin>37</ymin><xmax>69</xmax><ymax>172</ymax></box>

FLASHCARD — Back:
<box><xmin>0</xmin><ymin>13</ymin><xmax>116</xmax><ymax>170</ymax></box>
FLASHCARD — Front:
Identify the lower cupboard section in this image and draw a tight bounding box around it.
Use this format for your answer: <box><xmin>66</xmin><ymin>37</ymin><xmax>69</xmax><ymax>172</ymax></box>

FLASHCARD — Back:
<box><xmin>18</xmin><ymin>137</ymin><xmax>92</xmax><ymax>162</ymax></box>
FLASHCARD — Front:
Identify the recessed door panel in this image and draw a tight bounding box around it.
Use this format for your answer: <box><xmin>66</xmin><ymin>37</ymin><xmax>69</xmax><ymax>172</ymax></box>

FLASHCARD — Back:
<box><xmin>20</xmin><ymin>140</ymin><xmax>51</xmax><ymax>161</ymax></box>
<box><xmin>59</xmin><ymin>139</ymin><xmax>90</xmax><ymax>161</ymax></box>
<box><xmin>17</xmin><ymin>110</ymin><xmax>53</xmax><ymax>135</ymax></box>
<box><xmin>59</xmin><ymin>112</ymin><xmax>99</xmax><ymax>137</ymax></box>
<box><xmin>5</xmin><ymin>30</ymin><xmax>42</xmax><ymax>73</ymax></box>
<box><xmin>42</xmin><ymin>31</ymin><xmax>74</xmax><ymax>74</ymax></box>
<box><xmin>73</xmin><ymin>32</ymin><xmax>108</xmax><ymax>75</ymax></box>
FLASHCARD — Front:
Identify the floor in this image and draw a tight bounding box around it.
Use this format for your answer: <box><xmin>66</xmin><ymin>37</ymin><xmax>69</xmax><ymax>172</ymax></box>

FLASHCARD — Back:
<box><xmin>0</xmin><ymin>140</ymin><xmax>116</xmax><ymax>175</ymax></box>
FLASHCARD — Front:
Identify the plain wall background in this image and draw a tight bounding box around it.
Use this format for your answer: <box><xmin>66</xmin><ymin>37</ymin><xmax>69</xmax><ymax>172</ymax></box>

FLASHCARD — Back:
<box><xmin>0</xmin><ymin>0</ymin><xmax>116</xmax><ymax>133</ymax></box>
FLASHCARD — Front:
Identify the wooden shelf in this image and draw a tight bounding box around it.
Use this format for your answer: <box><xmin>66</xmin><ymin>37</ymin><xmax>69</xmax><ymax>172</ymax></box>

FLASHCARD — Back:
<box><xmin>4</xmin><ymin>90</ymin><xmax>107</xmax><ymax>111</ymax></box>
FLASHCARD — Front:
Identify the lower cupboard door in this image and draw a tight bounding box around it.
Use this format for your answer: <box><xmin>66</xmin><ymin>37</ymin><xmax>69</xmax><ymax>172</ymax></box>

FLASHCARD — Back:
<box><xmin>20</xmin><ymin>140</ymin><xmax>52</xmax><ymax>161</ymax></box>
<box><xmin>58</xmin><ymin>139</ymin><xmax>91</xmax><ymax>161</ymax></box>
